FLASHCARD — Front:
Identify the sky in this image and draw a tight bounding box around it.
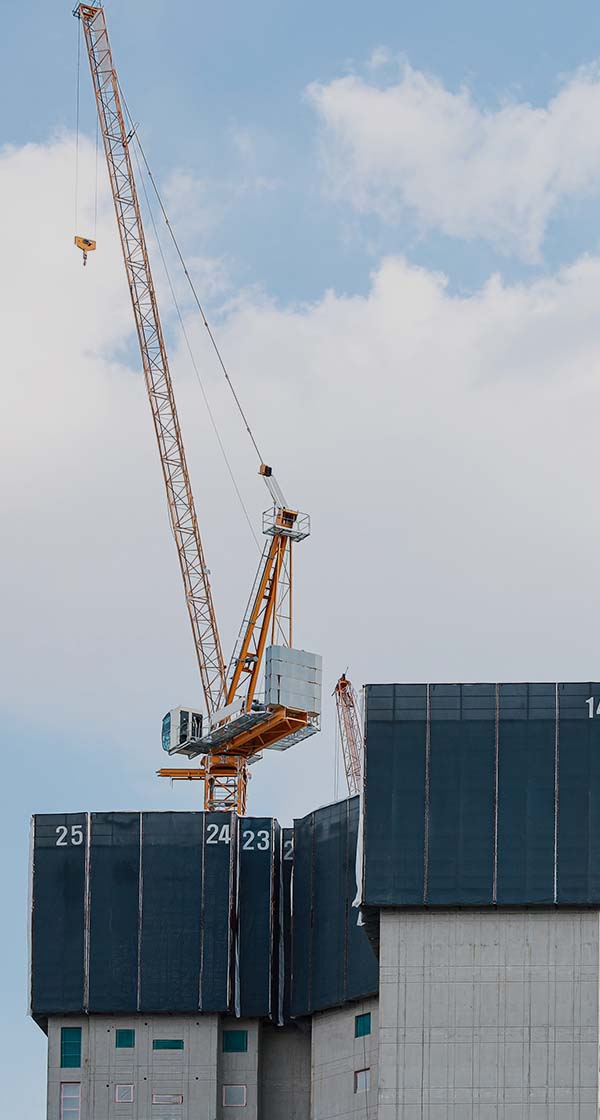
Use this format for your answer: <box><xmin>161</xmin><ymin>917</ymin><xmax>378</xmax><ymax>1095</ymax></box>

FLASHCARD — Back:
<box><xmin>5</xmin><ymin>0</ymin><xmax>600</xmax><ymax>1115</ymax></box>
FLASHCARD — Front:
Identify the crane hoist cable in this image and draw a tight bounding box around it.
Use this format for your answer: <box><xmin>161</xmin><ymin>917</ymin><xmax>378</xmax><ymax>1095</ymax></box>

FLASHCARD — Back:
<box><xmin>129</xmin><ymin>136</ymin><xmax>261</xmax><ymax>550</ymax></box>
<box><xmin>120</xmin><ymin>87</ymin><xmax>267</xmax><ymax>473</ymax></box>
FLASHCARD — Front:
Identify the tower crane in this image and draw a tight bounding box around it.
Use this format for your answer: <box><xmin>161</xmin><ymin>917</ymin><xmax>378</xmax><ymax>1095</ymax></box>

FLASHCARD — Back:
<box><xmin>334</xmin><ymin>674</ymin><xmax>363</xmax><ymax>797</ymax></box>
<box><xmin>75</xmin><ymin>5</ymin><xmax>320</xmax><ymax>813</ymax></box>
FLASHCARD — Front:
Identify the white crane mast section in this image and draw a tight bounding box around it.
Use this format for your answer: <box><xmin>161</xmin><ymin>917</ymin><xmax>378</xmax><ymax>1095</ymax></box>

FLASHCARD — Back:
<box><xmin>77</xmin><ymin>5</ymin><xmax>226</xmax><ymax>715</ymax></box>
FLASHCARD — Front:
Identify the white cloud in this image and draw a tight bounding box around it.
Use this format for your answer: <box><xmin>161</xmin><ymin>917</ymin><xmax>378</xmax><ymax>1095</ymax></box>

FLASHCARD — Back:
<box><xmin>308</xmin><ymin>63</ymin><xmax>600</xmax><ymax>259</ymax></box>
<box><xmin>8</xmin><ymin>135</ymin><xmax>600</xmax><ymax>1118</ymax></box>
<box><xmin>5</xmin><ymin>134</ymin><xmax>600</xmax><ymax>836</ymax></box>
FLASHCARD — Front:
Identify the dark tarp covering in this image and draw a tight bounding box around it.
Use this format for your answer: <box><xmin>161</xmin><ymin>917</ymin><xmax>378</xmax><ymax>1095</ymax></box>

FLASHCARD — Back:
<box><xmin>363</xmin><ymin>681</ymin><xmax>600</xmax><ymax>908</ymax></box>
<box><xmin>31</xmin><ymin>814</ymin><xmax>87</xmax><ymax>1014</ymax></box>
<box><xmin>363</xmin><ymin>687</ymin><xmax>426</xmax><ymax>905</ymax></box>
<box><xmin>281</xmin><ymin>828</ymin><xmax>294</xmax><ymax>1021</ymax></box>
<box><xmin>496</xmin><ymin>684</ymin><xmax>555</xmax><ymax>904</ymax></box>
<box><xmin>140</xmin><ymin>812</ymin><xmax>203</xmax><ymax>1012</ymax></box>
<box><xmin>31</xmin><ymin>811</ymin><xmax>282</xmax><ymax>1020</ymax></box>
<box><xmin>557</xmin><ymin>683</ymin><xmax>600</xmax><ymax>903</ymax></box>
<box><xmin>237</xmin><ymin>817</ymin><xmax>279</xmax><ymax>1018</ymax></box>
<box><xmin>199</xmin><ymin>813</ymin><xmax>235</xmax><ymax>1012</ymax></box>
<box><xmin>290</xmin><ymin>811</ymin><xmax>312</xmax><ymax>1014</ymax></box>
<box><xmin>291</xmin><ymin>797</ymin><xmax>378</xmax><ymax>1016</ymax></box>
<box><xmin>427</xmin><ymin>685</ymin><xmax>496</xmax><ymax>905</ymax></box>
<box><xmin>88</xmin><ymin>813</ymin><xmax>140</xmax><ymax>1012</ymax></box>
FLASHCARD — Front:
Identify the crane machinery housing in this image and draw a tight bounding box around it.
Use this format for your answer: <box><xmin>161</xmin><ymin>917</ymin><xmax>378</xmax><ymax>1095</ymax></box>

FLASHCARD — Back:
<box><xmin>75</xmin><ymin>4</ymin><xmax>321</xmax><ymax>814</ymax></box>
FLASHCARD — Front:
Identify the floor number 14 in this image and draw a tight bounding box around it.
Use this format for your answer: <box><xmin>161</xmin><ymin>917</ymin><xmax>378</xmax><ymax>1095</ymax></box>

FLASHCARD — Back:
<box><xmin>586</xmin><ymin>697</ymin><xmax>600</xmax><ymax>718</ymax></box>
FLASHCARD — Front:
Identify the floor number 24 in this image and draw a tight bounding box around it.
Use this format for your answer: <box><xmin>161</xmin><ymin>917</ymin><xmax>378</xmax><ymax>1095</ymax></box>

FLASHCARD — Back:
<box><xmin>205</xmin><ymin>822</ymin><xmax>270</xmax><ymax>850</ymax></box>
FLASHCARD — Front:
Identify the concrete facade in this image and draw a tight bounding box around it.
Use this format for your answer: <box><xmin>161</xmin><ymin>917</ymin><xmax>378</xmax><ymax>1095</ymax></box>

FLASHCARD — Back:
<box><xmin>259</xmin><ymin>1022</ymin><xmax>311</xmax><ymax>1118</ymax></box>
<box><xmin>47</xmin><ymin>1015</ymin><xmax>219</xmax><ymax>1120</ymax></box>
<box><xmin>47</xmin><ymin>1014</ymin><xmax>313</xmax><ymax>1120</ymax></box>
<box><xmin>46</xmin><ymin>910</ymin><xmax>600</xmax><ymax>1119</ymax></box>
<box><xmin>378</xmin><ymin>909</ymin><xmax>600</xmax><ymax>1119</ymax></box>
<box><xmin>311</xmin><ymin>997</ymin><xmax>379</xmax><ymax>1119</ymax></box>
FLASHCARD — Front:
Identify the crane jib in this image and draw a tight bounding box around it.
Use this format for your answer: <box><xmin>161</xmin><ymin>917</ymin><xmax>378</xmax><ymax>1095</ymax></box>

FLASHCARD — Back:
<box><xmin>75</xmin><ymin>3</ymin><xmax>318</xmax><ymax>814</ymax></box>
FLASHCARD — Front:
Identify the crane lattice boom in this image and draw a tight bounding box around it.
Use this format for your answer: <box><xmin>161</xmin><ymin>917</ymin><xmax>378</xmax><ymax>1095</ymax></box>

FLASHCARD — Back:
<box><xmin>334</xmin><ymin>674</ymin><xmax>363</xmax><ymax>797</ymax></box>
<box><xmin>77</xmin><ymin>4</ymin><xmax>318</xmax><ymax>815</ymax></box>
<box><xmin>77</xmin><ymin>5</ymin><xmax>226</xmax><ymax>716</ymax></box>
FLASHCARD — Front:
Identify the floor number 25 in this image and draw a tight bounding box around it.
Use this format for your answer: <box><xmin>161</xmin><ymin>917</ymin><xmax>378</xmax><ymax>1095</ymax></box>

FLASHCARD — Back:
<box><xmin>55</xmin><ymin>824</ymin><xmax>84</xmax><ymax>846</ymax></box>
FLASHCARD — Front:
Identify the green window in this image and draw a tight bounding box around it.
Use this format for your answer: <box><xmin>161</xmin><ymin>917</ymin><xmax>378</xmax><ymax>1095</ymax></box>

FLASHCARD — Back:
<box><xmin>152</xmin><ymin>1039</ymin><xmax>184</xmax><ymax>1051</ymax></box>
<box><xmin>222</xmin><ymin>1029</ymin><xmax>248</xmax><ymax>1053</ymax></box>
<box><xmin>355</xmin><ymin>1012</ymin><xmax>371</xmax><ymax>1039</ymax></box>
<box><xmin>60</xmin><ymin>1027</ymin><xmax>82</xmax><ymax>1068</ymax></box>
<box><xmin>115</xmin><ymin>1029</ymin><xmax>135</xmax><ymax>1049</ymax></box>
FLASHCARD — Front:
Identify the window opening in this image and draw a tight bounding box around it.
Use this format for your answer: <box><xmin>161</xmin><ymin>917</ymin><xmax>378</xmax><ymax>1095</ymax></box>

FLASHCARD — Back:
<box><xmin>60</xmin><ymin>1028</ymin><xmax>82</xmax><ymax>1069</ymax></box>
<box><xmin>60</xmin><ymin>1083</ymin><xmax>81</xmax><ymax>1120</ymax></box>
<box><xmin>152</xmin><ymin>1039</ymin><xmax>184</xmax><ymax>1050</ymax></box>
<box><xmin>223</xmin><ymin>1084</ymin><xmax>247</xmax><ymax>1106</ymax></box>
<box><xmin>152</xmin><ymin>1093</ymin><xmax>184</xmax><ymax>1104</ymax></box>
<box><xmin>223</xmin><ymin>1029</ymin><xmax>248</xmax><ymax>1053</ymax></box>
<box><xmin>354</xmin><ymin>1068</ymin><xmax>370</xmax><ymax>1093</ymax></box>
<box><xmin>355</xmin><ymin>1011</ymin><xmax>371</xmax><ymax>1038</ymax></box>
<box><xmin>116</xmin><ymin>1028</ymin><xmax>135</xmax><ymax>1049</ymax></box>
<box><xmin>115</xmin><ymin>1084</ymin><xmax>134</xmax><ymax>1103</ymax></box>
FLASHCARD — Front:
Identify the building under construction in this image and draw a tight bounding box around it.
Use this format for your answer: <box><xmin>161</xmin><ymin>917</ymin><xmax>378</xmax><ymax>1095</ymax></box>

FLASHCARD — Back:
<box><xmin>32</xmin><ymin>8</ymin><xmax>600</xmax><ymax>1119</ymax></box>
<box><xmin>31</xmin><ymin>680</ymin><xmax>600</xmax><ymax>1118</ymax></box>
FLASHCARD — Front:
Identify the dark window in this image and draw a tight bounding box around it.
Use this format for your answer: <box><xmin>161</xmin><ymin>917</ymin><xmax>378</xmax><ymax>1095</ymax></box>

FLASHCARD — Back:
<box><xmin>161</xmin><ymin>712</ymin><xmax>171</xmax><ymax>752</ymax></box>
<box><xmin>222</xmin><ymin>1029</ymin><xmax>248</xmax><ymax>1053</ymax></box>
<box><xmin>152</xmin><ymin>1039</ymin><xmax>184</xmax><ymax>1051</ymax></box>
<box><xmin>60</xmin><ymin>1027</ymin><xmax>82</xmax><ymax>1069</ymax></box>
<box><xmin>355</xmin><ymin>1012</ymin><xmax>371</xmax><ymax>1038</ymax></box>
<box><xmin>115</xmin><ymin>1029</ymin><xmax>135</xmax><ymax>1049</ymax></box>
<box><xmin>179</xmin><ymin>710</ymin><xmax>189</xmax><ymax>744</ymax></box>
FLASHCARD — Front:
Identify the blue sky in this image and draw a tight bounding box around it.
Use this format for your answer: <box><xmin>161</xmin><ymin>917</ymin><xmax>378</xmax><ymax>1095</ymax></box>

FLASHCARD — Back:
<box><xmin>5</xmin><ymin>0</ymin><xmax>600</xmax><ymax>304</ymax></box>
<box><xmin>6</xmin><ymin>1</ymin><xmax>600</xmax><ymax>1116</ymax></box>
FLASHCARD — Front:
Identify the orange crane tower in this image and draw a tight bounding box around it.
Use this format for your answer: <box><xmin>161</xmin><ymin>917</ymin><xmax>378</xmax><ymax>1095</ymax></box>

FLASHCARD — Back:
<box><xmin>76</xmin><ymin>4</ymin><xmax>319</xmax><ymax>813</ymax></box>
<box><xmin>334</xmin><ymin>674</ymin><xmax>363</xmax><ymax>796</ymax></box>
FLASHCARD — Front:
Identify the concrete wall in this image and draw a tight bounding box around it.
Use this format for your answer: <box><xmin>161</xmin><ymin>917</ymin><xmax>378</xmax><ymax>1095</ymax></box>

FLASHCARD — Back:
<box><xmin>47</xmin><ymin>1014</ymin><xmax>312</xmax><ymax>1120</ymax></box>
<box><xmin>259</xmin><ymin>1022</ymin><xmax>311</xmax><ymax>1119</ymax></box>
<box><xmin>47</xmin><ymin>1015</ymin><xmax>218</xmax><ymax>1120</ymax></box>
<box><xmin>378</xmin><ymin>909</ymin><xmax>600</xmax><ymax>1120</ymax></box>
<box><xmin>311</xmin><ymin>997</ymin><xmax>379</xmax><ymax>1119</ymax></box>
<box><xmin>218</xmin><ymin>1019</ymin><xmax>258</xmax><ymax>1119</ymax></box>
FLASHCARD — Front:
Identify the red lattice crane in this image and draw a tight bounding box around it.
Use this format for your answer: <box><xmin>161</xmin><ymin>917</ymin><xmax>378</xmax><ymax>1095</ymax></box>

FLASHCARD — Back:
<box><xmin>334</xmin><ymin>674</ymin><xmax>363</xmax><ymax>797</ymax></box>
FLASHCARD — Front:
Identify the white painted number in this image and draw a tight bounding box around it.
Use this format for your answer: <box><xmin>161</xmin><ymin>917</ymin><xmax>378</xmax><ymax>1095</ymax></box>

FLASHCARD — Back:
<box><xmin>55</xmin><ymin>824</ymin><xmax>84</xmax><ymax>847</ymax></box>
<box><xmin>586</xmin><ymin>697</ymin><xmax>600</xmax><ymax>718</ymax></box>
<box><xmin>283</xmin><ymin>837</ymin><xmax>294</xmax><ymax>861</ymax></box>
<box><xmin>242</xmin><ymin>829</ymin><xmax>271</xmax><ymax>851</ymax></box>
<box><xmin>206</xmin><ymin>823</ymin><xmax>231</xmax><ymax>845</ymax></box>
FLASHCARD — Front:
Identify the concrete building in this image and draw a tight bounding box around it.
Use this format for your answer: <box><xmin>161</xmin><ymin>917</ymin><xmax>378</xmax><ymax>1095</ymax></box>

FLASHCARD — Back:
<box><xmin>44</xmin><ymin>909</ymin><xmax>600</xmax><ymax>1118</ymax></box>
<box><xmin>35</xmin><ymin>681</ymin><xmax>600</xmax><ymax>1118</ymax></box>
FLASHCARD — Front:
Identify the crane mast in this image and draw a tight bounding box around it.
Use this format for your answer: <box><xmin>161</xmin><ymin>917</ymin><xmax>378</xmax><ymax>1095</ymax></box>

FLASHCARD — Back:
<box><xmin>334</xmin><ymin>674</ymin><xmax>363</xmax><ymax>797</ymax></box>
<box><xmin>76</xmin><ymin>5</ymin><xmax>319</xmax><ymax>814</ymax></box>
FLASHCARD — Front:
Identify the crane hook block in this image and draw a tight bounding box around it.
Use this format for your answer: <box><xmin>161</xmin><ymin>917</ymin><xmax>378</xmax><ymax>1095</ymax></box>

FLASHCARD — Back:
<box><xmin>74</xmin><ymin>235</ymin><xmax>97</xmax><ymax>266</ymax></box>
